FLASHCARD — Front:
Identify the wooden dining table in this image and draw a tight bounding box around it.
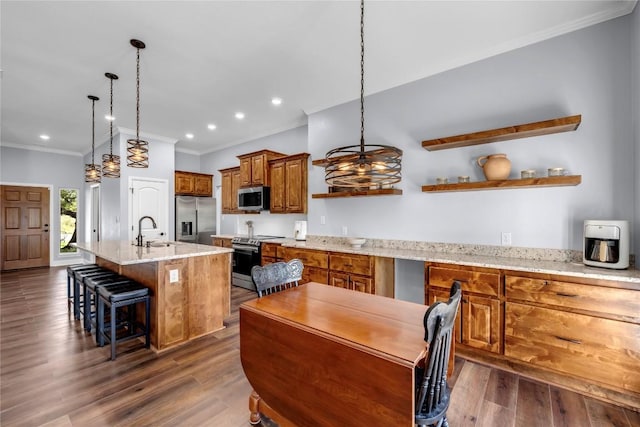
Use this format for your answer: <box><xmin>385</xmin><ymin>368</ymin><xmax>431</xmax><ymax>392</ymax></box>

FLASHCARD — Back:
<box><xmin>239</xmin><ymin>282</ymin><xmax>432</xmax><ymax>427</ymax></box>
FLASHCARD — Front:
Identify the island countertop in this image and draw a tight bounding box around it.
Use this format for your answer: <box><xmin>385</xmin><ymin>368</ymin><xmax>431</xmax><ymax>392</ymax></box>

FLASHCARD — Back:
<box><xmin>74</xmin><ymin>240</ymin><xmax>233</xmax><ymax>265</ymax></box>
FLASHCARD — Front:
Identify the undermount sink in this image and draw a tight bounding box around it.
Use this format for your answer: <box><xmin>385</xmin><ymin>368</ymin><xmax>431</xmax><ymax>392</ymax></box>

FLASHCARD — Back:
<box><xmin>148</xmin><ymin>241</ymin><xmax>175</xmax><ymax>247</ymax></box>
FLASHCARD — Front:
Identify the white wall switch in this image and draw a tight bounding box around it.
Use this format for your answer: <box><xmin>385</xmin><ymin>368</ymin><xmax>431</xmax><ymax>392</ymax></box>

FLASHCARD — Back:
<box><xmin>169</xmin><ymin>269</ymin><xmax>179</xmax><ymax>283</ymax></box>
<box><xmin>320</xmin><ymin>215</ymin><xmax>326</xmax><ymax>225</ymax></box>
<box><xmin>342</xmin><ymin>226</ymin><xmax>348</xmax><ymax>236</ymax></box>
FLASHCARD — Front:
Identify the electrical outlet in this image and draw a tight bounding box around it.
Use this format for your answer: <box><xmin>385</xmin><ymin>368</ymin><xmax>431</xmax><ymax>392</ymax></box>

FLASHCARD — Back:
<box><xmin>501</xmin><ymin>232</ymin><xmax>512</xmax><ymax>246</ymax></box>
<box><xmin>342</xmin><ymin>226</ymin><xmax>348</xmax><ymax>236</ymax></box>
<box><xmin>169</xmin><ymin>269</ymin><xmax>179</xmax><ymax>283</ymax></box>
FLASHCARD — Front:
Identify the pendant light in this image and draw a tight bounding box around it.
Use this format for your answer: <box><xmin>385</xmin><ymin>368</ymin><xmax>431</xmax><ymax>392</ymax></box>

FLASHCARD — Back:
<box><xmin>324</xmin><ymin>0</ymin><xmax>402</xmax><ymax>188</ymax></box>
<box><xmin>84</xmin><ymin>95</ymin><xmax>101</xmax><ymax>183</ymax></box>
<box><xmin>127</xmin><ymin>39</ymin><xmax>149</xmax><ymax>168</ymax></box>
<box><xmin>102</xmin><ymin>72</ymin><xmax>121</xmax><ymax>177</ymax></box>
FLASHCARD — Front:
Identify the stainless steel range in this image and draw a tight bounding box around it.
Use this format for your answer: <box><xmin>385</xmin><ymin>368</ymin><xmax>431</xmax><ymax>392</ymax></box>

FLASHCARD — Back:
<box><xmin>231</xmin><ymin>235</ymin><xmax>283</xmax><ymax>291</ymax></box>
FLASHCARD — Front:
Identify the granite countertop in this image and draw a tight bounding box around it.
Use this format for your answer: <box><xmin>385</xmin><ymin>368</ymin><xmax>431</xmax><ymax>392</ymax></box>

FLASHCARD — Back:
<box><xmin>279</xmin><ymin>240</ymin><xmax>640</xmax><ymax>286</ymax></box>
<box><xmin>74</xmin><ymin>240</ymin><xmax>233</xmax><ymax>265</ymax></box>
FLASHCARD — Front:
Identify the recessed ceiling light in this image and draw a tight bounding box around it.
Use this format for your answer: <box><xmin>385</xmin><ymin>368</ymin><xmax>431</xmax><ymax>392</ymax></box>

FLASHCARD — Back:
<box><xmin>235</xmin><ymin>112</ymin><xmax>245</xmax><ymax>120</ymax></box>
<box><xmin>207</xmin><ymin>124</ymin><xmax>217</xmax><ymax>130</ymax></box>
<box><xmin>185</xmin><ymin>133</ymin><xmax>194</xmax><ymax>139</ymax></box>
<box><xmin>105</xmin><ymin>115</ymin><xmax>115</xmax><ymax>121</ymax></box>
<box><xmin>271</xmin><ymin>97</ymin><xmax>282</xmax><ymax>106</ymax></box>
<box><xmin>39</xmin><ymin>134</ymin><xmax>50</xmax><ymax>140</ymax></box>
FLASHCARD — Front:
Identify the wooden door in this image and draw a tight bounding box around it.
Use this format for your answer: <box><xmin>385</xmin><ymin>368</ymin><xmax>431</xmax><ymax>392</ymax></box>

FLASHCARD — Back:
<box><xmin>1</xmin><ymin>185</ymin><xmax>50</xmax><ymax>270</ymax></box>
<box><xmin>269</xmin><ymin>159</ymin><xmax>285</xmax><ymax>212</ymax></box>
<box><xmin>329</xmin><ymin>272</ymin><xmax>350</xmax><ymax>289</ymax></box>
<box><xmin>231</xmin><ymin>169</ymin><xmax>241</xmax><ymax>211</ymax></box>
<box><xmin>350</xmin><ymin>274</ymin><xmax>373</xmax><ymax>294</ymax></box>
<box><xmin>239</xmin><ymin>157</ymin><xmax>252</xmax><ymax>187</ymax></box>
<box><xmin>285</xmin><ymin>157</ymin><xmax>305</xmax><ymax>213</ymax></box>
<box><xmin>251</xmin><ymin>154</ymin><xmax>265</xmax><ymax>186</ymax></box>
<box><xmin>175</xmin><ymin>172</ymin><xmax>195</xmax><ymax>195</ymax></box>
<box><xmin>193</xmin><ymin>175</ymin><xmax>212</xmax><ymax>196</ymax></box>
<box><xmin>221</xmin><ymin>171</ymin><xmax>232</xmax><ymax>213</ymax></box>
<box><xmin>462</xmin><ymin>294</ymin><xmax>501</xmax><ymax>353</ymax></box>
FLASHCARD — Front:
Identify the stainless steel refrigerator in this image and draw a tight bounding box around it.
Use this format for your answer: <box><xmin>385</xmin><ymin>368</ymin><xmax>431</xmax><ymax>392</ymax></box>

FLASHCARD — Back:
<box><xmin>175</xmin><ymin>196</ymin><xmax>216</xmax><ymax>245</ymax></box>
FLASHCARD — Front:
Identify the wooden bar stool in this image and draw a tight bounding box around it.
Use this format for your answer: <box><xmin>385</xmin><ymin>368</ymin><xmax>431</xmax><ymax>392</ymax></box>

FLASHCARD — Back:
<box><xmin>66</xmin><ymin>264</ymin><xmax>98</xmax><ymax>312</ymax></box>
<box><xmin>96</xmin><ymin>281</ymin><xmax>150</xmax><ymax>360</ymax></box>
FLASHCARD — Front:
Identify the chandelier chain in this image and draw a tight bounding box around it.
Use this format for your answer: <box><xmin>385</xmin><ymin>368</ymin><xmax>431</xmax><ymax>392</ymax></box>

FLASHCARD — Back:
<box><xmin>136</xmin><ymin>47</ymin><xmax>140</xmax><ymax>139</ymax></box>
<box><xmin>109</xmin><ymin>77</ymin><xmax>114</xmax><ymax>152</ymax></box>
<box><xmin>91</xmin><ymin>97</ymin><xmax>96</xmax><ymax>164</ymax></box>
<box><xmin>360</xmin><ymin>0</ymin><xmax>365</xmax><ymax>148</ymax></box>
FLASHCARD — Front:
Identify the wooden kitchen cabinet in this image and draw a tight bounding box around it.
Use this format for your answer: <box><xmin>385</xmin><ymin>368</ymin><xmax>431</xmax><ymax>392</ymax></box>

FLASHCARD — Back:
<box><xmin>282</xmin><ymin>247</ymin><xmax>394</xmax><ymax>297</ymax></box>
<box><xmin>426</xmin><ymin>263</ymin><xmax>501</xmax><ymax>353</ymax></box>
<box><xmin>212</xmin><ymin>237</ymin><xmax>232</xmax><ymax>248</ymax></box>
<box><xmin>175</xmin><ymin>171</ymin><xmax>213</xmax><ymax>197</ymax></box>
<box><xmin>504</xmin><ymin>273</ymin><xmax>640</xmax><ymax>401</ymax></box>
<box><xmin>237</xmin><ymin>150</ymin><xmax>285</xmax><ymax>188</ymax></box>
<box><xmin>261</xmin><ymin>242</ymin><xmax>284</xmax><ymax>265</ymax></box>
<box><xmin>269</xmin><ymin>153</ymin><xmax>309</xmax><ymax>214</ymax></box>
<box><xmin>220</xmin><ymin>167</ymin><xmax>242</xmax><ymax>214</ymax></box>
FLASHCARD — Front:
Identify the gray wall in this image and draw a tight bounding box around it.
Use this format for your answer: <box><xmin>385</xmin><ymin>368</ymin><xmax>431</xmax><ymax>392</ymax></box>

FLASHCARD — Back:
<box><xmin>307</xmin><ymin>13</ymin><xmax>637</xmax><ymax>253</ymax></box>
<box><xmin>175</xmin><ymin>151</ymin><xmax>201</xmax><ymax>172</ymax></box>
<box><xmin>0</xmin><ymin>146</ymin><xmax>85</xmax><ymax>265</ymax></box>
<box><xmin>200</xmin><ymin>126</ymin><xmax>309</xmax><ymax>237</ymax></box>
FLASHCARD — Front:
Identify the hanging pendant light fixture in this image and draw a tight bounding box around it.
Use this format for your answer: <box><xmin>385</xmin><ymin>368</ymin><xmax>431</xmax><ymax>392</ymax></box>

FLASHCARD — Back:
<box><xmin>127</xmin><ymin>39</ymin><xmax>149</xmax><ymax>168</ymax></box>
<box><xmin>324</xmin><ymin>0</ymin><xmax>402</xmax><ymax>189</ymax></box>
<box><xmin>102</xmin><ymin>72</ymin><xmax>121</xmax><ymax>177</ymax></box>
<box><xmin>84</xmin><ymin>95</ymin><xmax>102</xmax><ymax>183</ymax></box>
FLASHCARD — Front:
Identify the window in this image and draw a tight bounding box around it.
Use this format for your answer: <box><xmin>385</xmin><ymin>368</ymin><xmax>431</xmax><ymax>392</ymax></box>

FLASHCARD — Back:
<box><xmin>60</xmin><ymin>188</ymin><xmax>78</xmax><ymax>253</ymax></box>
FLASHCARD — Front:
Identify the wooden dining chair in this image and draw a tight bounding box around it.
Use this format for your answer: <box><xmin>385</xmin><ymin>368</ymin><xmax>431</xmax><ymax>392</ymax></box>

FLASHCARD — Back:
<box><xmin>415</xmin><ymin>281</ymin><xmax>462</xmax><ymax>427</ymax></box>
<box><xmin>251</xmin><ymin>259</ymin><xmax>304</xmax><ymax>297</ymax></box>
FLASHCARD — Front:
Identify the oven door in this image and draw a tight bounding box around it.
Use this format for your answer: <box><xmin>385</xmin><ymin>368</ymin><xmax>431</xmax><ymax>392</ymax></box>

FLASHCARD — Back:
<box><xmin>232</xmin><ymin>243</ymin><xmax>260</xmax><ymax>290</ymax></box>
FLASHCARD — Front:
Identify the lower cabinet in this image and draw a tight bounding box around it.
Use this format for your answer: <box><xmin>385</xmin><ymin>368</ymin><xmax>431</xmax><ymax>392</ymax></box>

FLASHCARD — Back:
<box><xmin>426</xmin><ymin>263</ymin><xmax>501</xmax><ymax>354</ymax></box>
<box><xmin>212</xmin><ymin>237</ymin><xmax>232</xmax><ymax>248</ymax></box>
<box><xmin>504</xmin><ymin>274</ymin><xmax>640</xmax><ymax>399</ymax></box>
<box><xmin>282</xmin><ymin>246</ymin><xmax>393</xmax><ymax>296</ymax></box>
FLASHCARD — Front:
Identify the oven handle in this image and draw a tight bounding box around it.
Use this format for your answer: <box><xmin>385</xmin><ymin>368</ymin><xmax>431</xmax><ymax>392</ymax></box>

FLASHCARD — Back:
<box><xmin>232</xmin><ymin>244</ymin><xmax>260</xmax><ymax>253</ymax></box>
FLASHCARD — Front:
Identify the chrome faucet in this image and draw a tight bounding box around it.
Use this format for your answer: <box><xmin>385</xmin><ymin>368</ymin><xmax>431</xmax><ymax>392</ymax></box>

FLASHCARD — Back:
<box><xmin>136</xmin><ymin>215</ymin><xmax>157</xmax><ymax>247</ymax></box>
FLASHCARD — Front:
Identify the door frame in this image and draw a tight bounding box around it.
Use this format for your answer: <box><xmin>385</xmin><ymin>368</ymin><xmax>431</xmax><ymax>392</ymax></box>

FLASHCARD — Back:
<box><xmin>0</xmin><ymin>181</ymin><xmax>55</xmax><ymax>266</ymax></box>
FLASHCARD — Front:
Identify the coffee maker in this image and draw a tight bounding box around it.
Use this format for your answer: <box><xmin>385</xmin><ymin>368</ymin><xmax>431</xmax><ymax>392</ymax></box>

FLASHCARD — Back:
<box><xmin>294</xmin><ymin>220</ymin><xmax>307</xmax><ymax>241</ymax></box>
<box><xmin>583</xmin><ymin>220</ymin><xmax>629</xmax><ymax>269</ymax></box>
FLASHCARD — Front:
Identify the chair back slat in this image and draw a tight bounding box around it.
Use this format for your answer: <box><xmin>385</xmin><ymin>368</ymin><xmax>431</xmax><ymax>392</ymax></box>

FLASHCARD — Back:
<box><xmin>415</xmin><ymin>281</ymin><xmax>462</xmax><ymax>427</ymax></box>
<box><xmin>251</xmin><ymin>259</ymin><xmax>304</xmax><ymax>297</ymax></box>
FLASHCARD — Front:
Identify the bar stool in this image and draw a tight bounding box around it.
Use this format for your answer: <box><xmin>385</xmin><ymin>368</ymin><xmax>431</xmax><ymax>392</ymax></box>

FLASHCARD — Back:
<box><xmin>97</xmin><ymin>281</ymin><xmax>150</xmax><ymax>360</ymax></box>
<box><xmin>66</xmin><ymin>264</ymin><xmax>98</xmax><ymax>311</ymax></box>
<box><xmin>73</xmin><ymin>267</ymin><xmax>112</xmax><ymax>320</ymax></box>
<box><xmin>83</xmin><ymin>274</ymin><xmax>130</xmax><ymax>334</ymax></box>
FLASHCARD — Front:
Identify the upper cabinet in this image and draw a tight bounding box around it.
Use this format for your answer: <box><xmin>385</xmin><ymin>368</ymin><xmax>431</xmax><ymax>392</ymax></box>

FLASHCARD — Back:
<box><xmin>219</xmin><ymin>167</ymin><xmax>242</xmax><ymax>214</ymax></box>
<box><xmin>421</xmin><ymin>115</ymin><xmax>581</xmax><ymax>151</ymax></box>
<box><xmin>175</xmin><ymin>171</ymin><xmax>213</xmax><ymax>197</ymax></box>
<box><xmin>269</xmin><ymin>153</ymin><xmax>310</xmax><ymax>214</ymax></box>
<box><xmin>237</xmin><ymin>150</ymin><xmax>285</xmax><ymax>188</ymax></box>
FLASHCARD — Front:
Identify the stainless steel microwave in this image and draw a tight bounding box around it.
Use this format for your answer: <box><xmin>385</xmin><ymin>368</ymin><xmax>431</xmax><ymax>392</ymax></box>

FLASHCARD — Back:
<box><xmin>238</xmin><ymin>186</ymin><xmax>270</xmax><ymax>211</ymax></box>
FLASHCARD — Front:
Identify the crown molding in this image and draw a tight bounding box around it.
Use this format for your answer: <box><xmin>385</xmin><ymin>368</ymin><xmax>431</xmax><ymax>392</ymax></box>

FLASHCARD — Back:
<box><xmin>0</xmin><ymin>141</ymin><xmax>83</xmax><ymax>157</ymax></box>
<box><xmin>117</xmin><ymin>127</ymin><xmax>178</xmax><ymax>145</ymax></box>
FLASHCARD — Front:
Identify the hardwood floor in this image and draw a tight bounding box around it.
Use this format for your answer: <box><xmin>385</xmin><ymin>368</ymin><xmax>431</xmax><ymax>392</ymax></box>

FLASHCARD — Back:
<box><xmin>1</xmin><ymin>266</ymin><xmax>638</xmax><ymax>427</ymax></box>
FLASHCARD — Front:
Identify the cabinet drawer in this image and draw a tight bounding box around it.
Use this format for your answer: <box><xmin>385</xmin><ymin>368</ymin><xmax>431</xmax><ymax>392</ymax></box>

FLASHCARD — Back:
<box><xmin>261</xmin><ymin>256</ymin><xmax>277</xmax><ymax>266</ymax></box>
<box><xmin>505</xmin><ymin>302</ymin><xmax>640</xmax><ymax>393</ymax></box>
<box><xmin>302</xmin><ymin>267</ymin><xmax>328</xmax><ymax>285</ymax></box>
<box><xmin>429</xmin><ymin>266</ymin><xmax>500</xmax><ymax>297</ymax></box>
<box><xmin>283</xmin><ymin>248</ymin><xmax>328</xmax><ymax>269</ymax></box>
<box><xmin>329</xmin><ymin>253</ymin><xmax>373</xmax><ymax>276</ymax></box>
<box><xmin>505</xmin><ymin>276</ymin><xmax>640</xmax><ymax>322</ymax></box>
<box><xmin>261</xmin><ymin>242</ymin><xmax>279</xmax><ymax>258</ymax></box>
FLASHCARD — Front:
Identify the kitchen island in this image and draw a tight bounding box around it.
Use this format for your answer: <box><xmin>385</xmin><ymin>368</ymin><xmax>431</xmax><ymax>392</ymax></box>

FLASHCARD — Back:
<box><xmin>75</xmin><ymin>240</ymin><xmax>233</xmax><ymax>352</ymax></box>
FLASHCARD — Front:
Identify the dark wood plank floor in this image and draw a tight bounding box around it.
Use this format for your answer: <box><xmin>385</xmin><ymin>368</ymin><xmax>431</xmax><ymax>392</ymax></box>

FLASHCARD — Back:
<box><xmin>1</xmin><ymin>267</ymin><xmax>638</xmax><ymax>426</ymax></box>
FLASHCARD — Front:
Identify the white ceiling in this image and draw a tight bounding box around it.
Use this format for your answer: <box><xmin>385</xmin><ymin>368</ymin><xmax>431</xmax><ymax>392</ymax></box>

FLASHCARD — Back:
<box><xmin>1</xmin><ymin>1</ymin><xmax>636</xmax><ymax>156</ymax></box>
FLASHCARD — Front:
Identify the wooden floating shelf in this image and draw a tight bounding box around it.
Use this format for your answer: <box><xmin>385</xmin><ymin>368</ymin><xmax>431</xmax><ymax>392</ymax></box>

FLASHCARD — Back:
<box><xmin>312</xmin><ymin>188</ymin><xmax>403</xmax><ymax>198</ymax></box>
<box><xmin>421</xmin><ymin>175</ymin><xmax>581</xmax><ymax>193</ymax></box>
<box><xmin>422</xmin><ymin>115</ymin><xmax>581</xmax><ymax>151</ymax></box>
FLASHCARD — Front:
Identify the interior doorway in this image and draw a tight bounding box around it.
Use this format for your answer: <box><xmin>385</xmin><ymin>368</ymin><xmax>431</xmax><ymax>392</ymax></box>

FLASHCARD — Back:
<box><xmin>129</xmin><ymin>177</ymin><xmax>168</xmax><ymax>243</ymax></box>
<box><xmin>0</xmin><ymin>185</ymin><xmax>50</xmax><ymax>271</ymax></box>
